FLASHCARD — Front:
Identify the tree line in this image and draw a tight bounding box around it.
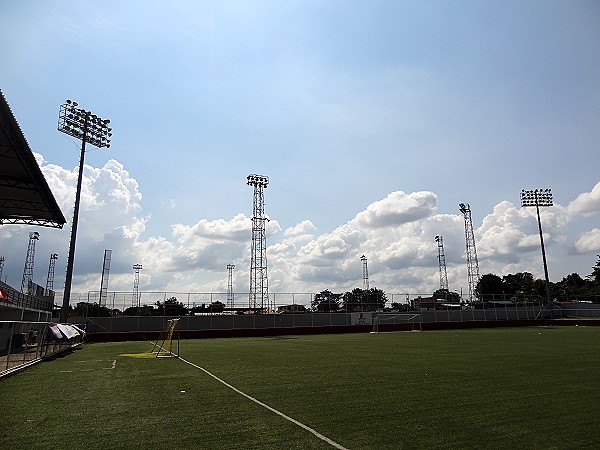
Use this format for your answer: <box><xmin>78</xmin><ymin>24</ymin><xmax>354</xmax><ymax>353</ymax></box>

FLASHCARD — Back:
<box><xmin>476</xmin><ymin>256</ymin><xmax>600</xmax><ymax>303</ymax></box>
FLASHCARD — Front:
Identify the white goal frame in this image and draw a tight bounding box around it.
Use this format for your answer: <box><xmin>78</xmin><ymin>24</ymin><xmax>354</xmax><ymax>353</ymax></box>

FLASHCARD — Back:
<box><xmin>371</xmin><ymin>313</ymin><xmax>422</xmax><ymax>333</ymax></box>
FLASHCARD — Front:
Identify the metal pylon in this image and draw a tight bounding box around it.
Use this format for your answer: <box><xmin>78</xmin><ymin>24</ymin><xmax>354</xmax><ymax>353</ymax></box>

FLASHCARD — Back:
<box><xmin>459</xmin><ymin>203</ymin><xmax>480</xmax><ymax>303</ymax></box>
<box><xmin>361</xmin><ymin>255</ymin><xmax>369</xmax><ymax>290</ymax></box>
<box><xmin>227</xmin><ymin>264</ymin><xmax>235</xmax><ymax>309</ymax></box>
<box><xmin>21</xmin><ymin>232</ymin><xmax>40</xmax><ymax>294</ymax></box>
<box><xmin>45</xmin><ymin>253</ymin><xmax>58</xmax><ymax>295</ymax></box>
<box><xmin>435</xmin><ymin>236</ymin><xmax>449</xmax><ymax>291</ymax></box>
<box><xmin>247</xmin><ymin>174</ymin><xmax>269</xmax><ymax>310</ymax></box>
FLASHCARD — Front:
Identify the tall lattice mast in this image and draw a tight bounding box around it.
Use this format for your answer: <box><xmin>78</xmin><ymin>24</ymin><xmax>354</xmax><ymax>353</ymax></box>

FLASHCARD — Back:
<box><xmin>227</xmin><ymin>264</ymin><xmax>235</xmax><ymax>310</ymax></box>
<box><xmin>99</xmin><ymin>250</ymin><xmax>112</xmax><ymax>307</ymax></box>
<box><xmin>0</xmin><ymin>256</ymin><xmax>4</xmax><ymax>282</ymax></box>
<box><xmin>132</xmin><ymin>264</ymin><xmax>142</xmax><ymax>307</ymax></box>
<box><xmin>361</xmin><ymin>255</ymin><xmax>369</xmax><ymax>290</ymax></box>
<box><xmin>21</xmin><ymin>231</ymin><xmax>40</xmax><ymax>294</ymax></box>
<box><xmin>247</xmin><ymin>174</ymin><xmax>269</xmax><ymax>310</ymax></box>
<box><xmin>45</xmin><ymin>253</ymin><xmax>58</xmax><ymax>295</ymax></box>
<box><xmin>435</xmin><ymin>236</ymin><xmax>449</xmax><ymax>291</ymax></box>
<box><xmin>459</xmin><ymin>203</ymin><xmax>480</xmax><ymax>303</ymax></box>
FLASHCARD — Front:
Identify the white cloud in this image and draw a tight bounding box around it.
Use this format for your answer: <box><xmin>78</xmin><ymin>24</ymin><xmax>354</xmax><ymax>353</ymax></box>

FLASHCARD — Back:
<box><xmin>568</xmin><ymin>182</ymin><xmax>600</xmax><ymax>217</ymax></box>
<box><xmin>284</xmin><ymin>220</ymin><xmax>316</xmax><ymax>236</ymax></box>
<box><xmin>3</xmin><ymin>155</ymin><xmax>596</xmax><ymax>299</ymax></box>
<box><xmin>356</xmin><ymin>191</ymin><xmax>438</xmax><ymax>229</ymax></box>
<box><xmin>573</xmin><ymin>229</ymin><xmax>600</xmax><ymax>254</ymax></box>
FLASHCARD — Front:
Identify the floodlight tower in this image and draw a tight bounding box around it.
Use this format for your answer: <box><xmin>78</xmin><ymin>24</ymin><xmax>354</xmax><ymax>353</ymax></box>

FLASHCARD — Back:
<box><xmin>58</xmin><ymin>100</ymin><xmax>111</xmax><ymax>322</ymax></box>
<box><xmin>132</xmin><ymin>264</ymin><xmax>142</xmax><ymax>308</ymax></box>
<box><xmin>45</xmin><ymin>253</ymin><xmax>59</xmax><ymax>295</ymax></box>
<box><xmin>520</xmin><ymin>188</ymin><xmax>554</xmax><ymax>306</ymax></box>
<box><xmin>21</xmin><ymin>231</ymin><xmax>40</xmax><ymax>294</ymax></box>
<box><xmin>459</xmin><ymin>203</ymin><xmax>480</xmax><ymax>303</ymax></box>
<box><xmin>227</xmin><ymin>264</ymin><xmax>235</xmax><ymax>310</ymax></box>
<box><xmin>435</xmin><ymin>236</ymin><xmax>449</xmax><ymax>291</ymax></box>
<box><xmin>247</xmin><ymin>174</ymin><xmax>269</xmax><ymax>310</ymax></box>
<box><xmin>361</xmin><ymin>255</ymin><xmax>369</xmax><ymax>290</ymax></box>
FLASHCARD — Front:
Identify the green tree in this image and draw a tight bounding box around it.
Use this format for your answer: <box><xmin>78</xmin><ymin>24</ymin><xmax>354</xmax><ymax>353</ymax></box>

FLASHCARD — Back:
<box><xmin>155</xmin><ymin>297</ymin><xmax>188</xmax><ymax>316</ymax></box>
<box><xmin>343</xmin><ymin>288</ymin><xmax>387</xmax><ymax>311</ymax></box>
<box><xmin>588</xmin><ymin>255</ymin><xmax>600</xmax><ymax>285</ymax></box>
<box><xmin>73</xmin><ymin>302</ymin><xmax>112</xmax><ymax>317</ymax></box>
<box><xmin>312</xmin><ymin>290</ymin><xmax>342</xmax><ymax>312</ymax></box>
<box><xmin>502</xmin><ymin>272</ymin><xmax>537</xmax><ymax>299</ymax></box>
<box><xmin>475</xmin><ymin>274</ymin><xmax>504</xmax><ymax>300</ymax></box>
<box><xmin>123</xmin><ymin>305</ymin><xmax>154</xmax><ymax>316</ymax></box>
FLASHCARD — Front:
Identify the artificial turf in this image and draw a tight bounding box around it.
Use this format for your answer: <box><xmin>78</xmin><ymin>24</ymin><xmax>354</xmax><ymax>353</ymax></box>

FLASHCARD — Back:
<box><xmin>1</xmin><ymin>326</ymin><xmax>599</xmax><ymax>449</ymax></box>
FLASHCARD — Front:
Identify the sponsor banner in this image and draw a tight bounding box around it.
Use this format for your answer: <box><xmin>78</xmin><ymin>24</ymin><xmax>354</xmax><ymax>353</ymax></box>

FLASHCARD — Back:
<box><xmin>351</xmin><ymin>312</ymin><xmax>372</xmax><ymax>325</ymax></box>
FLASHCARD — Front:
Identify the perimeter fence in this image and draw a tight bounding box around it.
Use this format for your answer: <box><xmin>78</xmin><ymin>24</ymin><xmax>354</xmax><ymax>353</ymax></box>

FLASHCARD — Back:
<box><xmin>75</xmin><ymin>295</ymin><xmax>600</xmax><ymax>336</ymax></box>
<box><xmin>71</xmin><ymin>291</ymin><xmax>561</xmax><ymax>314</ymax></box>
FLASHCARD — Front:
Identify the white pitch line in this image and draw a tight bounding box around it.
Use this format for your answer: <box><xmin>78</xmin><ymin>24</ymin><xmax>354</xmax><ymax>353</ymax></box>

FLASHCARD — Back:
<box><xmin>178</xmin><ymin>357</ymin><xmax>349</xmax><ymax>450</ymax></box>
<box><xmin>103</xmin><ymin>360</ymin><xmax>116</xmax><ymax>370</ymax></box>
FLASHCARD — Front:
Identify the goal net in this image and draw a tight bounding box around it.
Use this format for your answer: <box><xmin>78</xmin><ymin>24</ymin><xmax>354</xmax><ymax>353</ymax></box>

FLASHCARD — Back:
<box><xmin>151</xmin><ymin>318</ymin><xmax>180</xmax><ymax>358</ymax></box>
<box><xmin>371</xmin><ymin>313</ymin><xmax>422</xmax><ymax>333</ymax></box>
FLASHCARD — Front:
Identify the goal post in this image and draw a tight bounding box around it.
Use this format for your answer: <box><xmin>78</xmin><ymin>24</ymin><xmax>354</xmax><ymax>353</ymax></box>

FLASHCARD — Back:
<box><xmin>151</xmin><ymin>318</ymin><xmax>180</xmax><ymax>358</ymax></box>
<box><xmin>371</xmin><ymin>313</ymin><xmax>422</xmax><ymax>333</ymax></box>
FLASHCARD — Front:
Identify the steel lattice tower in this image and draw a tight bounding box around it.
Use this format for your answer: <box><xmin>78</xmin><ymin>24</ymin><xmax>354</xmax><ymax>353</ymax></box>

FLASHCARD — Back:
<box><xmin>0</xmin><ymin>256</ymin><xmax>4</xmax><ymax>282</ymax></box>
<box><xmin>361</xmin><ymin>255</ymin><xmax>369</xmax><ymax>290</ymax></box>
<box><xmin>21</xmin><ymin>232</ymin><xmax>40</xmax><ymax>294</ymax></box>
<box><xmin>459</xmin><ymin>203</ymin><xmax>480</xmax><ymax>303</ymax></box>
<box><xmin>99</xmin><ymin>250</ymin><xmax>112</xmax><ymax>307</ymax></box>
<box><xmin>435</xmin><ymin>236</ymin><xmax>449</xmax><ymax>291</ymax></box>
<box><xmin>247</xmin><ymin>174</ymin><xmax>269</xmax><ymax>310</ymax></box>
<box><xmin>45</xmin><ymin>253</ymin><xmax>58</xmax><ymax>295</ymax></box>
<box><xmin>132</xmin><ymin>264</ymin><xmax>142</xmax><ymax>307</ymax></box>
<box><xmin>227</xmin><ymin>264</ymin><xmax>235</xmax><ymax>310</ymax></box>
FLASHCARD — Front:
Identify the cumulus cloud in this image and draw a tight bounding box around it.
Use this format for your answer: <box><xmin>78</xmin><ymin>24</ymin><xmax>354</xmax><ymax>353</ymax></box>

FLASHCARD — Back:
<box><xmin>573</xmin><ymin>229</ymin><xmax>600</xmax><ymax>254</ymax></box>
<box><xmin>3</xmin><ymin>155</ymin><xmax>596</xmax><ymax>300</ymax></box>
<box><xmin>568</xmin><ymin>182</ymin><xmax>600</xmax><ymax>217</ymax></box>
<box><xmin>355</xmin><ymin>191</ymin><xmax>438</xmax><ymax>228</ymax></box>
<box><xmin>477</xmin><ymin>201</ymin><xmax>570</xmax><ymax>264</ymax></box>
<box><xmin>284</xmin><ymin>220</ymin><xmax>316</xmax><ymax>236</ymax></box>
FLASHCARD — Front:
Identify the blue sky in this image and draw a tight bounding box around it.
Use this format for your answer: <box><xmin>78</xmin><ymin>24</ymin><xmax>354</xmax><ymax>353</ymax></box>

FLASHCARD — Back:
<box><xmin>1</xmin><ymin>1</ymin><xmax>599</xmax><ymax>302</ymax></box>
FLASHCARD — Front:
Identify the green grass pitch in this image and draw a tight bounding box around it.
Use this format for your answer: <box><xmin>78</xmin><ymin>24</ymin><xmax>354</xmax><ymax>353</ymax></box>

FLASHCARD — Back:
<box><xmin>2</xmin><ymin>326</ymin><xmax>599</xmax><ymax>449</ymax></box>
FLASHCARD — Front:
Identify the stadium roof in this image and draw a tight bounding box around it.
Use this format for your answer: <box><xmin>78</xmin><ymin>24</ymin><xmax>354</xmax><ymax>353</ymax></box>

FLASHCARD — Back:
<box><xmin>0</xmin><ymin>90</ymin><xmax>66</xmax><ymax>228</ymax></box>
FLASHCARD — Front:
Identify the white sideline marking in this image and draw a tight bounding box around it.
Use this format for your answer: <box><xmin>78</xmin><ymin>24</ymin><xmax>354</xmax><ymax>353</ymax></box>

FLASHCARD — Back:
<box><xmin>179</xmin><ymin>357</ymin><xmax>348</xmax><ymax>450</ymax></box>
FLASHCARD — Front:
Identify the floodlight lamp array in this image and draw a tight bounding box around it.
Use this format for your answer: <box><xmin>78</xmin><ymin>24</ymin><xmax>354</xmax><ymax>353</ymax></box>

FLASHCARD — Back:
<box><xmin>247</xmin><ymin>174</ymin><xmax>269</xmax><ymax>187</ymax></box>
<box><xmin>520</xmin><ymin>188</ymin><xmax>553</xmax><ymax>207</ymax></box>
<box><xmin>458</xmin><ymin>203</ymin><xmax>470</xmax><ymax>214</ymax></box>
<box><xmin>58</xmin><ymin>100</ymin><xmax>111</xmax><ymax>148</ymax></box>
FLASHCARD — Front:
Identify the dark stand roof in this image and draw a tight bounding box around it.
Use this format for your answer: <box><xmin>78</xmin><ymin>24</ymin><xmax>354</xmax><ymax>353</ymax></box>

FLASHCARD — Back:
<box><xmin>0</xmin><ymin>90</ymin><xmax>66</xmax><ymax>228</ymax></box>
